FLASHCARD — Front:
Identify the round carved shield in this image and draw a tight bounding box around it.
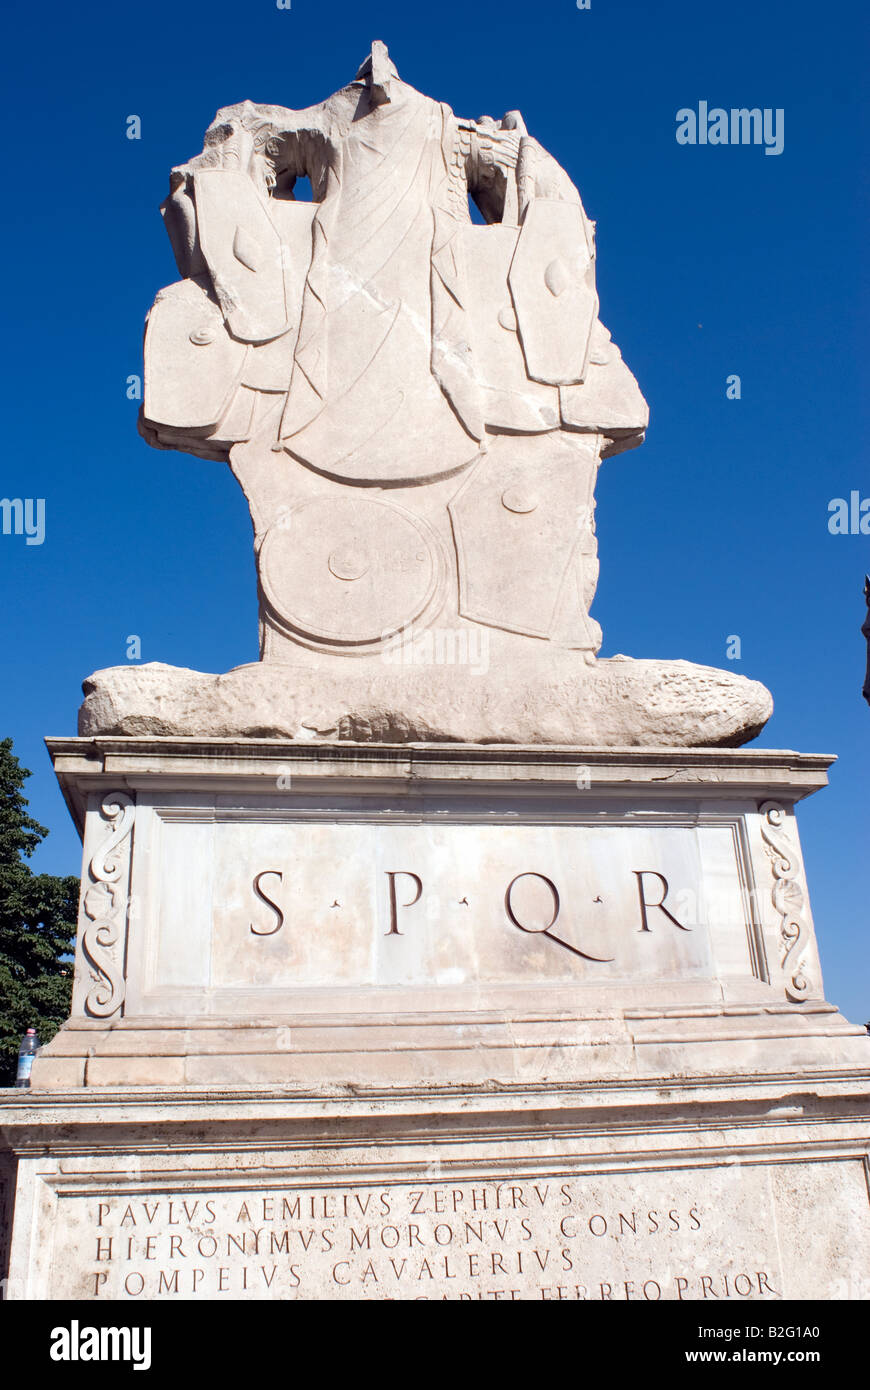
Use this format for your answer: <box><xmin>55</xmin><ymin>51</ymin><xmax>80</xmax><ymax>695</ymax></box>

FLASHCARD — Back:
<box><xmin>258</xmin><ymin>496</ymin><xmax>444</xmax><ymax>649</ymax></box>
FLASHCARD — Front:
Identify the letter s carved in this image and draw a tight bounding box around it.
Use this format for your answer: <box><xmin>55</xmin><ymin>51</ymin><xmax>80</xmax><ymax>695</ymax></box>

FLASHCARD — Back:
<box><xmin>251</xmin><ymin>870</ymin><xmax>284</xmax><ymax>935</ymax></box>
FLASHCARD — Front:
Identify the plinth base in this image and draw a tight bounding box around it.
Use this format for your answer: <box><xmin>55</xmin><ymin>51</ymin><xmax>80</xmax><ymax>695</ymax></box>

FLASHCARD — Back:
<box><xmin>3</xmin><ymin>1073</ymin><xmax>869</xmax><ymax>1300</ymax></box>
<box><xmin>1</xmin><ymin>736</ymin><xmax>867</xmax><ymax>1300</ymax></box>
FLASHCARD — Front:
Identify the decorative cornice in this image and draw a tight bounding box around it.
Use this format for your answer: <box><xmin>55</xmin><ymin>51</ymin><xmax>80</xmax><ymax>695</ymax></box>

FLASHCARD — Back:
<box><xmin>45</xmin><ymin>737</ymin><xmax>836</xmax><ymax>837</ymax></box>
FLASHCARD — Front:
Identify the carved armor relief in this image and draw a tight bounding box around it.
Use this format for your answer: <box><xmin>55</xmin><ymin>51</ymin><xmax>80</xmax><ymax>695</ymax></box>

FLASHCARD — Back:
<box><xmin>139</xmin><ymin>43</ymin><xmax>648</xmax><ymax>662</ymax></box>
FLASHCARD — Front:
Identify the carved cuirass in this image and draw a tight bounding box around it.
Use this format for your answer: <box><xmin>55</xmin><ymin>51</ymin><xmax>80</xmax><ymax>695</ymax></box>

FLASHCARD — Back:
<box><xmin>139</xmin><ymin>47</ymin><xmax>648</xmax><ymax>664</ymax></box>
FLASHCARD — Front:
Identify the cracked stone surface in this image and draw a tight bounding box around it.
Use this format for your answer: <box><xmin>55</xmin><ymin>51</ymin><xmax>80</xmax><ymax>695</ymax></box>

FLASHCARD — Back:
<box><xmin>79</xmin><ymin>658</ymin><xmax>773</xmax><ymax>747</ymax></box>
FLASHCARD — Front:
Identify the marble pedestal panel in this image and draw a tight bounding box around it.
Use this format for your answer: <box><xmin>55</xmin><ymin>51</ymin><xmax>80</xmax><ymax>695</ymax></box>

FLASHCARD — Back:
<box><xmin>1</xmin><ymin>738</ymin><xmax>868</xmax><ymax>1301</ymax></box>
<box><xmin>28</xmin><ymin>738</ymin><xmax>870</xmax><ymax>1087</ymax></box>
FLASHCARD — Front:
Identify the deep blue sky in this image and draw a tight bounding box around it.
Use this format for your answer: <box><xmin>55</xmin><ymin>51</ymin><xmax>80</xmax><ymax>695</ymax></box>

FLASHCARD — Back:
<box><xmin>1</xmin><ymin>0</ymin><xmax>867</xmax><ymax>1022</ymax></box>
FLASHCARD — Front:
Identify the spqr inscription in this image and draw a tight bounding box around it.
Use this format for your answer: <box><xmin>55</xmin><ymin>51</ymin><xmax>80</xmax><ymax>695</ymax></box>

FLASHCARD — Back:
<box><xmin>249</xmin><ymin>863</ymin><xmax>691</xmax><ymax>966</ymax></box>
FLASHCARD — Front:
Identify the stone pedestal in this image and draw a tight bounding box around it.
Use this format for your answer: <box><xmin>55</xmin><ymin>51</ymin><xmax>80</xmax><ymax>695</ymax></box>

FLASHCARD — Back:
<box><xmin>4</xmin><ymin>1077</ymin><xmax>870</xmax><ymax>1302</ymax></box>
<box><xmin>1</xmin><ymin>737</ymin><xmax>868</xmax><ymax>1300</ymax></box>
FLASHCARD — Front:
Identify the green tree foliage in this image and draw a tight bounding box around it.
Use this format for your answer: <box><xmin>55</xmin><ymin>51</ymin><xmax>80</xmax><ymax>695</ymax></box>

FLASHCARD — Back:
<box><xmin>0</xmin><ymin>738</ymin><xmax>78</xmax><ymax>1085</ymax></box>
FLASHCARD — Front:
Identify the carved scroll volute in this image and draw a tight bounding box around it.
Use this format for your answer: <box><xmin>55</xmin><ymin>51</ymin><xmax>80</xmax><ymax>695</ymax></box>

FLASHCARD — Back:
<box><xmin>77</xmin><ymin>793</ymin><xmax>135</xmax><ymax>1020</ymax></box>
<box><xmin>759</xmin><ymin>801</ymin><xmax>818</xmax><ymax>1003</ymax></box>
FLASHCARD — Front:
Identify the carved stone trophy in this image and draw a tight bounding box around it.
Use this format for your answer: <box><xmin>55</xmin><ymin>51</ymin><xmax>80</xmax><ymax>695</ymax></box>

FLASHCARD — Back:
<box><xmin>81</xmin><ymin>41</ymin><xmax>770</xmax><ymax>746</ymax></box>
<box><xmin>4</xmin><ymin>46</ymin><xmax>868</xmax><ymax>1304</ymax></box>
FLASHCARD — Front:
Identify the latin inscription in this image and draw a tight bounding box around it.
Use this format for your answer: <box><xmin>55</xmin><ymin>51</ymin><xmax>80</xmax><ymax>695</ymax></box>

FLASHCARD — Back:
<box><xmin>250</xmin><ymin>866</ymin><xmax>691</xmax><ymax>959</ymax></box>
<box><xmin>58</xmin><ymin>1176</ymin><xmax>784</xmax><ymax>1301</ymax></box>
<box><xmin>153</xmin><ymin>819</ymin><xmax>752</xmax><ymax>996</ymax></box>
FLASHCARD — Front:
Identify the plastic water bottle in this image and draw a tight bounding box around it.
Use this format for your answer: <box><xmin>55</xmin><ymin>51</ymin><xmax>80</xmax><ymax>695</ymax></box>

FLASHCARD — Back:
<box><xmin>15</xmin><ymin>1028</ymin><xmax>39</xmax><ymax>1088</ymax></box>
